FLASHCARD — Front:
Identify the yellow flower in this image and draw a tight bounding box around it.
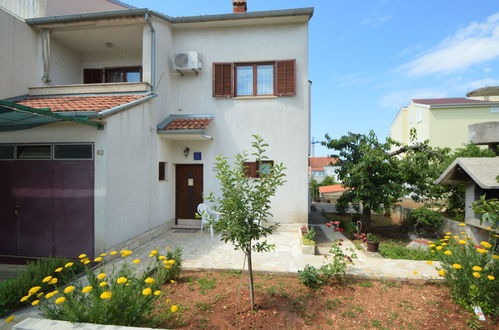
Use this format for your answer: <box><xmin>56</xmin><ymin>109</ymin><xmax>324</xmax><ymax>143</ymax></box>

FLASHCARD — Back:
<box><xmin>441</xmin><ymin>243</ymin><xmax>448</xmax><ymax>246</ymax></box>
<box><xmin>460</xmin><ymin>231</ymin><xmax>466</xmax><ymax>234</ymax></box>
<box><xmin>83</xmin><ymin>260</ymin><xmax>91</xmax><ymax>265</ymax></box>
<box><xmin>55</xmin><ymin>297</ymin><xmax>66</xmax><ymax>304</ymax></box>
<box><xmin>485</xmin><ymin>226</ymin><xmax>492</xmax><ymax>230</ymax></box>
<box><xmin>78</xmin><ymin>254</ymin><xmax>87</xmax><ymax>259</ymax></box>
<box><xmin>148</xmin><ymin>254</ymin><xmax>154</xmax><ymax>257</ymax></box>
<box><xmin>121</xmin><ymin>250</ymin><xmax>133</xmax><ymax>257</ymax></box>
<box><xmin>64</xmin><ymin>262</ymin><xmax>73</xmax><ymax>268</ymax></box>
<box><xmin>412</xmin><ymin>271</ymin><xmax>418</xmax><ymax>275</ymax></box>
<box><xmin>55</xmin><ymin>267</ymin><xmax>63</xmax><ymax>272</ymax></box>
<box><xmin>444</xmin><ymin>251</ymin><xmax>452</xmax><ymax>255</ymax></box>
<box><xmin>429</xmin><ymin>244</ymin><xmax>436</xmax><ymax>248</ymax></box>
<box><xmin>170</xmin><ymin>280</ymin><xmax>175</xmax><ymax>284</ymax></box>
<box><xmin>45</xmin><ymin>290</ymin><xmax>58</xmax><ymax>299</ymax></box>
<box><xmin>431</xmin><ymin>250</ymin><xmax>435</xmax><ymax>253</ymax></box>
<box><xmin>476</xmin><ymin>248</ymin><xmax>487</xmax><ymax>254</ymax></box>
<box><xmin>100</xmin><ymin>253</ymin><xmax>107</xmax><ymax>257</ymax></box>
<box><xmin>31</xmin><ymin>300</ymin><xmax>40</xmax><ymax>306</ymax></box>
<box><xmin>487</xmin><ymin>275</ymin><xmax>495</xmax><ymax>280</ymax></box>
<box><xmin>97</xmin><ymin>273</ymin><xmax>107</xmax><ymax>280</ymax></box>
<box><xmin>458</xmin><ymin>240</ymin><xmax>467</xmax><ymax>245</ymax></box>
<box><xmin>171</xmin><ymin>305</ymin><xmax>178</xmax><ymax>313</ymax></box>
<box><xmin>458</xmin><ymin>223</ymin><xmax>466</xmax><ymax>226</ymax></box>
<box><xmin>452</xmin><ymin>264</ymin><xmax>462</xmax><ymax>269</ymax></box>
<box><xmin>36</xmin><ymin>292</ymin><xmax>44</xmax><ymax>298</ymax></box>
<box><xmin>159</xmin><ymin>256</ymin><xmax>166</xmax><ymax>260</ymax></box>
<box><xmin>444</xmin><ymin>236</ymin><xmax>450</xmax><ymax>239</ymax></box>
<box><xmin>144</xmin><ymin>277</ymin><xmax>155</xmax><ymax>284</ymax></box>
<box><xmin>427</xmin><ymin>241</ymin><xmax>433</xmax><ymax>244</ymax></box>
<box><xmin>472</xmin><ymin>272</ymin><xmax>481</xmax><ymax>278</ymax></box>
<box><xmin>117</xmin><ymin>277</ymin><xmax>128</xmax><ymax>284</ymax></box>
<box><xmin>164</xmin><ymin>265</ymin><xmax>172</xmax><ymax>269</ymax></box>
<box><xmin>154</xmin><ymin>290</ymin><xmax>161</xmax><ymax>296</ymax></box>
<box><xmin>100</xmin><ymin>291</ymin><xmax>112</xmax><ymax>300</ymax></box>
<box><xmin>480</xmin><ymin>241</ymin><xmax>492</xmax><ymax>249</ymax></box>
<box><xmin>436</xmin><ymin>246</ymin><xmax>443</xmax><ymax>250</ymax></box>
<box><xmin>472</xmin><ymin>266</ymin><xmax>483</xmax><ymax>271</ymax></box>
<box><xmin>5</xmin><ymin>316</ymin><xmax>15</xmax><ymax>324</ymax></box>
<box><xmin>110</xmin><ymin>251</ymin><xmax>118</xmax><ymax>255</ymax></box>
<box><xmin>446</xmin><ymin>232</ymin><xmax>452</xmax><ymax>235</ymax></box>
<box><xmin>29</xmin><ymin>286</ymin><xmax>41</xmax><ymax>295</ymax></box>
<box><xmin>82</xmin><ymin>286</ymin><xmax>93</xmax><ymax>294</ymax></box>
<box><xmin>42</xmin><ymin>276</ymin><xmax>52</xmax><ymax>283</ymax></box>
<box><xmin>99</xmin><ymin>282</ymin><xmax>108</xmax><ymax>287</ymax></box>
<box><xmin>426</xmin><ymin>261</ymin><xmax>433</xmax><ymax>265</ymax></box>
<box><xmin>452</xmin><ymin>235</ymin><xmax>458</xmax><ymax>239</ymax></box>
<box><xmin>20</xmin><ymin>295</ymin><xmax>29</xmax><ymax>303</ymax></box>
<box><xmin>169</xmin><ymin>260</ymin><xmax>176</xmax><ymax>264</ymax></box>
<box><xmin>493</xmin><ymin>255</ymin><xmax>499</xmax><ymax>260</ymax></box>
<box><xmin>142</xmin><ymin>288</ymin><xmax>152</xmax><ymax>296</ymax></box>
<box><xmin>150</xmin><ymin>250</ymin><xmax>158</xmax><ymax>255</ymax></box>
<box><xmin>132</xmin><ymin>259</ymin><xmax>141</xmax><ymax>264</ymax></box>
<box><xmin>48</xmin><ymin>278</ymin><xmax>58</xmax><ymax>285</ymax></box>
<box><xmin>64</xmin><ymin>286</ymin><xmax>75</xmax><ymax>294</ymax></box>
<box><xmin>165</xmin><ymin>299</ymin><xmax>171</xmax><ymax>303</ymax></box>
<box><xmin>94</xmin><ymin>257</ymin><xmax>103</xmax><ymax>262</ymax></box>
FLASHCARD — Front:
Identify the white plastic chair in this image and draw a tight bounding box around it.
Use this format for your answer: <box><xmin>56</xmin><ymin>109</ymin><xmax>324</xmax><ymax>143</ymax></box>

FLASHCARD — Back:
<box><xmin>197</xmin><ymin>203</ymin><xmax>220</xmax><ymax>238</ymax></box>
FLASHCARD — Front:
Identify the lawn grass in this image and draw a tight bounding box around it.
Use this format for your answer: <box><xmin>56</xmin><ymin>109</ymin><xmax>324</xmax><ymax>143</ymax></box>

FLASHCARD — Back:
<box><xmin>378</xmin><ymin>241</ymin><xmax>439</xmax><ymax>261</ymax></box>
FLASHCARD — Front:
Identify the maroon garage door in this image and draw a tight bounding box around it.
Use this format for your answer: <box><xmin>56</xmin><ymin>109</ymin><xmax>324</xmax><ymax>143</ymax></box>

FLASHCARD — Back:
<box><xmin>0</xmin><ymin>144</ymin><xmax>94</xmax><ymax>259</ymax></box>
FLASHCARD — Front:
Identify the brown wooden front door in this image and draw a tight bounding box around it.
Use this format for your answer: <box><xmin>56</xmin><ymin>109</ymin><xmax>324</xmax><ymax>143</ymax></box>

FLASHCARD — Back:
<box><xmin>175</xmin><ymin>164</ymin><xmax>203</xmax><ymax>222</ymax></box>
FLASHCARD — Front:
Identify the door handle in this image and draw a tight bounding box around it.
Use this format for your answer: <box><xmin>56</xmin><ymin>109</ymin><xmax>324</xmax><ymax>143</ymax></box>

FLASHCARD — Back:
<box><xmin>14</xmin><ymin>205</ymin><xmax>21</xmax><ymax>215</ymax></box>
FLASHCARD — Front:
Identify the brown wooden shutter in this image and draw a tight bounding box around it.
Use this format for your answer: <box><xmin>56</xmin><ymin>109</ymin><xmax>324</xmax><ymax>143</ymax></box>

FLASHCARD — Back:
<box><xmin>276</xmin><ymin>60</ymin><xmax>296</xmax><ymax>96</ymax></box>
<box><xmin>83</xmin><ymin>68</ymin><xmax>103</xmax><ymax>84</ymax></box>
<box><xmin>213</xmin><ymin>63</ymin><xmax>233</xmax><ymax>97</ymax></box>
<box><xmin>243</xmin><ymin>162</ymin><xmax>258</xmax><ymax>178</ymax></box>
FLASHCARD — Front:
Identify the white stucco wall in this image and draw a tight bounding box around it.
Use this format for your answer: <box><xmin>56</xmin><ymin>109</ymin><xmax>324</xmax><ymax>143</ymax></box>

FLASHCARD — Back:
<box><xmin>0</xmin><ymin>8</ymin><xmax>39</xmax><ymax>98</ymax></box>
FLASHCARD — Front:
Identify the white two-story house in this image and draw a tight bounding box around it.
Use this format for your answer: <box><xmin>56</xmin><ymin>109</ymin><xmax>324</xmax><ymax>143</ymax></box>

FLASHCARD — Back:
<box><xmin>0</xmin><ymin>0</ymin><xmax>313</xmax><ymax>259</ymax></box>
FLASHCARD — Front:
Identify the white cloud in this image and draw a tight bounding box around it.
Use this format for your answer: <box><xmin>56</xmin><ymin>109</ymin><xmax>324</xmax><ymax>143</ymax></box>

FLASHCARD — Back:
<box><xmin>458</xmin><ymin>78</ymin><xmax>499</xmax><ymax>92</ymax></box>
<box><xmin>380</xmin><ymin>89</ymin><xmax>448</xmax><ymax>108</ymax></box>
<box><xmin>361</xmin><ymin>14</ymin><xmax>390</xmax><ymax>27</ymax></box>
<box><xmin>400</xmin><ymin>12</ymin><xmax>499</xmax><ymax>77</ymax></box>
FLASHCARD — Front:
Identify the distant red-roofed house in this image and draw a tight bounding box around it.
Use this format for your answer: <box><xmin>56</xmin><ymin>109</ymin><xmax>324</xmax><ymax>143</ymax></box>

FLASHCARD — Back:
<box><xmin>390</xmin><ymin>92</ymin><xmax>499</xmax><ymax>149</ymax></box>
<box><xmin>318</xmin><ymin>184</ymin><xmax>347</xmax><ymax>203</ymax></box>
<box><xmin>308</xmin><ymin>156</ymin><xmax>340</xmax><ymax>183</ymax></box>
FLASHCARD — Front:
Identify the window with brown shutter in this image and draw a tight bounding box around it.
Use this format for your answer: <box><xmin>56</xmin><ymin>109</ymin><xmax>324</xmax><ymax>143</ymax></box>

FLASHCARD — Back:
<box><xmin>276</xmin><ymin>60</ymin><xmax>296</xmax><ymax>96</ymax></box>
<box><xmin>213</xmin><ymin>63</ymin><xmax>233</xmax><ymax>97</ymax></box>
<box><xmin>158</xmin><ymin>162</ymin><xmax>167</xmax><ymax>181</ymax></box>
<box><xmin>243</xmin><ymin>160</ymin><xmax>274</xmax><ymax>178</ymax></box>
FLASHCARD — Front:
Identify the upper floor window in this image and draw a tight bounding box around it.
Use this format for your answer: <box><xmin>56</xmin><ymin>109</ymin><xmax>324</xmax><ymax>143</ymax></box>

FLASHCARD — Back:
<box><xmin>213</xmin><ymin>60</ymin><xmax>296</xmax><ymax>98</ymax></box>
<box><xmin>83</xmin><ymin>66</ymin><xmax>142</xmax><ymax>84</ymax></box>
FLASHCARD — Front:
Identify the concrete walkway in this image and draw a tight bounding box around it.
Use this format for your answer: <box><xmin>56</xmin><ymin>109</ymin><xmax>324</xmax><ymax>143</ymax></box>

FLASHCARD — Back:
<box><xmin>1</xmin><ymin>217</ymin><xmax>443</xmax><ymax>329</ymax></box>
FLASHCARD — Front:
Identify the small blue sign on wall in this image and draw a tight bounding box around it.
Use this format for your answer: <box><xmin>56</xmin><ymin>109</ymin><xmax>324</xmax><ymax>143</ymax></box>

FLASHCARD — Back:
<box><xmin>193</xmin><ymin>152</ymin><xmax>202</xmax><ymax>160</ymax></box>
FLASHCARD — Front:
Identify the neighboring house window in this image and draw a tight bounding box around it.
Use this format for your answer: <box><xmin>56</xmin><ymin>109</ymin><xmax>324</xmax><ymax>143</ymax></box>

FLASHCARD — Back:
<box><xmin>213</xmin><ymin>60</ymin><xmax>296</xmax><ymax>97</ymax></box>
<box><xmin>243</xmin><ymin>160</ymin><xmax>274</xmax><ymax>178</ymax></box>
<box><xmin>83</xmin><ymin>66</ymin><xmax>142</xmax><ymax>84</ymax></box>
<box><xmin>158</xmin><ymin>162</ymin><xmax>167</xmax><ymax>181</ymax></box>
<box><xmin>416</xmin><ymin>108</ymin><xmax>423</xmax><ymax>122</ymax></box>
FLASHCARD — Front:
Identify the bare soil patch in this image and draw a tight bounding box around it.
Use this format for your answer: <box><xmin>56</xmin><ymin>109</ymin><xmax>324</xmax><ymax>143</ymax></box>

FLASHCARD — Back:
<box><xmin>154</xmin><ymin>271</ymin><xmax>496</xmax><ymax>329</ymax></box>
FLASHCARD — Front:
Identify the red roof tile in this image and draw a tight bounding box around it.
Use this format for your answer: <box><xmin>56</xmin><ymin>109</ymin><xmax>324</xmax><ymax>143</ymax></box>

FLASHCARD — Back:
<box><xmin>319</xmin><ymin>184</ymin><xmax>347</xmax><ymax>193</ymax></box>
<box><xmin>412</xmin><ymin>97</ymin><xmax>497</xmax><ymax>105</ymax></box>
<box><xmin>16</xmin><ymin>95</ymin><xmax>146</xmax><ymax>112</ymax></box>
<box><xmin>309</xmin><ymin>157</ymin><xmax>338</xmax><ymax>170</ymax></box>
<box><xmin>162</xmin><ymin>117</ymin><xmax>213</xmax><ymax>130</ymax></box>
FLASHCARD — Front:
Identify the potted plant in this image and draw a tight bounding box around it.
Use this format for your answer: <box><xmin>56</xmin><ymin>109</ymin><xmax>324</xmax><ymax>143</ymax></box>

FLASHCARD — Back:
<box><xmin>366</xmin><ymin>233</ymin><xmax>380</xmax><ymax>252</ymax></box>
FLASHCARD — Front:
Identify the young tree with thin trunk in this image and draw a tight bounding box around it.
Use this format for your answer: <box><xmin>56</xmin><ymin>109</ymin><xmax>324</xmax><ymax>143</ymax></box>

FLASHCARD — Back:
<box><xmin>208</xmin><ymin>135</ymin><xmax>286</xmax><ymax>310</ymax></box>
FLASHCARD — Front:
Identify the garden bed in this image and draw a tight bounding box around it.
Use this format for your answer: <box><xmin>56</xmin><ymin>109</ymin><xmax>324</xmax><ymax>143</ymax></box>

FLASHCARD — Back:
<box><xmin>153</xmin><ymin>271</ymin><xmax>497</xmax><ymax>329</ymax></box>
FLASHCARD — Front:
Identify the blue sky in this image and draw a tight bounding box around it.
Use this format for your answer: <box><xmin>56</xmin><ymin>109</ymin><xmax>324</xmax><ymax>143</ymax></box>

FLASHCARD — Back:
<box><xmin>125</xmin><ymin>0</ymin><xmax>499</xmax><ymax>156</ymax></box>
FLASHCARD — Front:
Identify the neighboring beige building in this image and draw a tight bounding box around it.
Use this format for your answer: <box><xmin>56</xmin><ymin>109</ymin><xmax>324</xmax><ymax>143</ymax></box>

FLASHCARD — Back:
<box><xmin>390</xmin><ymin>88</ymin><xmax>499</xmax><ymax>149</ymax></box>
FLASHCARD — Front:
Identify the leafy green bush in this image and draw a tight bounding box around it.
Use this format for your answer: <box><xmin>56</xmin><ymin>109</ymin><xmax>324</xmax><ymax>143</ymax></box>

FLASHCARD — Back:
<box><xmin>431</xmin><ymin>232</ymin><xmax>498</xmax><ymax>317</ymax></box>
<box><xmin>378</xmin><ymin>241</ymin><xmax>438</xmax><ymax>261</ymax></box>
<box><xmin>12</xmin><ymin>248</ymin><xmax>182</xmax><ymax>327</ymax></box>
<box><xmin>0</xmin><ymin>258</ymin><xmax>83</xmax><ymax>317</ymax></box>
<box><xmin>408</xmin><ymin>207</ymin><xmax>443</xmax><ymax>235</ymax></box>
<box><xmin>366</xmin><ymin>233</ymin><xmax>380</xmax><ymax>243</ymax></box>
<box><xmin>303</xmin><ymin>226</ymin><xmax>316</xmax><ymax>242</ymax></box>
<box><xmin>299</xmin><ymin>240</ymin><xmax>357</xmax><ymax>289</ymax></box>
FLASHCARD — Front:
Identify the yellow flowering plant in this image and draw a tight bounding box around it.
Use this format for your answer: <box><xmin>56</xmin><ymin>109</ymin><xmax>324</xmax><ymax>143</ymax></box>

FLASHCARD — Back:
<box><xmin>434</xmin><ymin>231</ymin><xmax>498</xmax><ymax>317</ymax></box>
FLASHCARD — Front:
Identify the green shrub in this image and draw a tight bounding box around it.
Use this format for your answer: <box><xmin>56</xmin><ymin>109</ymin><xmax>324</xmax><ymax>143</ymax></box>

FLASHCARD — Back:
<box><xmin>12</xmin><ymin>248</ymin><xmax>183</xmax><ymax>327</ymax></box>
<box><xmin>303</xmin><ymin>227</ymin><xmax>316</xmax><ymax>242</ymax></box>
<box><xmin>299</xmin><ymin>240</ymin><xmax>357</xmax><ymax>289</ymax></box>
<box><xmin>366</xmin><ymin>233</ymin><xmax>380</xmax><ymax>243</ymax></box>
<box><xmin>302</xmin><ymin>237</ymin><xmax>315</xmax><ymax>246</ymax></box>
<box><xmin>0</xmin><ymin>258</ymin><xmax>83</xmax><ymax>317</ymax></box>
<box><xmin>432</xmin><ymin>232</ymin><xmax>498</xmax><ymax>317</ymax></box>
<box><xmin>408</xmin><ymin>207</ymin><xmax>443</xmax><ymax>235</ymax></box>
<box><xmin>378</xmin><ymin>241</ymin><xmax>438</xmax><ymax>261</ymax></box>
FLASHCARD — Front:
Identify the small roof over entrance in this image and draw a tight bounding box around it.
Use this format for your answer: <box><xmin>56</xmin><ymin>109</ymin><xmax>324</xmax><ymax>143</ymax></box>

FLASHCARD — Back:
<box><xmin>0</xmin><ymin>100</ymin><xmax>102</xmax><ymax>131</ymax></box>
<box><xmin>157</xmin><ymin>114</ymin><xmax>214</xmax><ymax>140</ymax></box>
<box><xmin>434</xmin><ymin>157</ymin><xmax>499</xmax><ymax>189</ymax></box>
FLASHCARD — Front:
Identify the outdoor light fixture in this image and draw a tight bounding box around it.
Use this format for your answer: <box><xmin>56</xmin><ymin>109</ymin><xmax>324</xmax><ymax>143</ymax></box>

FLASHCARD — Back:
<box><xmin>183</xmin><ymin>147</ymin><xmax>190</xmax><ymax>157</ymax></box>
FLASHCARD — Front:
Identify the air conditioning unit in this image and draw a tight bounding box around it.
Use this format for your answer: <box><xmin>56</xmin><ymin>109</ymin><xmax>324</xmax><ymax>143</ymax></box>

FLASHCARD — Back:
<box><xmin>174</xmin><ymin>51</ymin><xmax>202</xmax><ymax>75</ymax></box>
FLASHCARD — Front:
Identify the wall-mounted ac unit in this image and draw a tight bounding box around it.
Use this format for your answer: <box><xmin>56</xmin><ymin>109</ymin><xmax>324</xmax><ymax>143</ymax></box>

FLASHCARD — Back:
<box><xmin>174</xmin><ymin>51</ymin><xmax>202</xmax><ymax>75</ymax></box>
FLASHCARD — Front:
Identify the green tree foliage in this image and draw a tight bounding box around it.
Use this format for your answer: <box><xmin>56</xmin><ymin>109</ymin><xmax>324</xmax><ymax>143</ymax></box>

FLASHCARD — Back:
<box><xmin>208</xmin><ymin>136</ymin><xmax>286</xmax><ymax>310</ymax></box>
<box><xmin>324</xmin><ymin>131</ymin><xmax>404</xmax><ymax>227</ymax></box>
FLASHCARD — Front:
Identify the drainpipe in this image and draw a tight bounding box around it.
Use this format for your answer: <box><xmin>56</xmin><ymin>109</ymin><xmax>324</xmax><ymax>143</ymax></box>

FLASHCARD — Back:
<box><xmin>145</xmin><ymin>13</ymin><xmax>156</xmax><ymax>91</ymax></box>
<box><xmin>97</xmin><ymin>93</ymin><xmax>157</xmax><ymax>119</ymax></box>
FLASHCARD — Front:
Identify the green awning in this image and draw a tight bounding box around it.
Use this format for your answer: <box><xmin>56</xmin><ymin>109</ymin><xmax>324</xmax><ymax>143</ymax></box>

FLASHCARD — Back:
<box><xmin>0</xmin><ymin>100</ymin><xmax>103</xmax><ymax>132</ymax></box>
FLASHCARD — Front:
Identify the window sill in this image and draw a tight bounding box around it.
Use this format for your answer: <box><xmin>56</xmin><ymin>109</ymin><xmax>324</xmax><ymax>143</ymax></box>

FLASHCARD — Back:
<box><xmin>233</xmin><ymin>96</ymin><xmax>279</xmax><ymax>100</ymax></box>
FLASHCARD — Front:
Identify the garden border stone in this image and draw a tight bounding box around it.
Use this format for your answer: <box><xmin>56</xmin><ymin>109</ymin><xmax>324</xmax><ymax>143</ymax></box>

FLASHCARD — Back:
<box><xmin>13</xmin><ymin>318</ymin><xmax>163</xmax><ymax>330</ymax></box>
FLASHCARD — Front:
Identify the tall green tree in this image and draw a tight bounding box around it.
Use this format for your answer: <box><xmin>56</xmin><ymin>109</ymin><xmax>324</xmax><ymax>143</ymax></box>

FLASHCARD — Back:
<box><xmin>209</xmin><ymin>136</ymin><xmax>286</xmax><ymax>310</ymax></box>
<box><xmin>324</xmin><ymin>131</ymin><xmax>404</xmax><ymax>227</ymax></box>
